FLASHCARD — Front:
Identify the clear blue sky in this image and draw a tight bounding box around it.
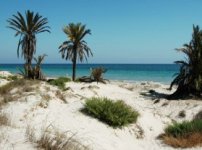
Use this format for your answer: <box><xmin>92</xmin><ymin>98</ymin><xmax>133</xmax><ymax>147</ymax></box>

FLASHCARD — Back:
<box><xmin>0</xmin><ymin>0</ymin><xmax>202</xmax><ymax>64</ymax></box>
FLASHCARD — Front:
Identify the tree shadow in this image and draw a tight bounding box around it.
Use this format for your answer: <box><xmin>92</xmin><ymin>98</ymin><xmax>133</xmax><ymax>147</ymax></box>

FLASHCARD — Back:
<box><xmin>140</xmin><ymin>89</ymin><xmax>170</xmax><ymax>100</ymax></box>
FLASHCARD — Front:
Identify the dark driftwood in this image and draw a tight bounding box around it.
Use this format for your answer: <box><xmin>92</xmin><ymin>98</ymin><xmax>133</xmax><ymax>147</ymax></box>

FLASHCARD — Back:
<box><xmin>78</xmin><ymin>76</ymin><xmax>108</xmax><ymax>84</ymax></box>
<box><xmin>78</xmin><ymin>76</ymin><xmax>93</xmax><ymax>83</ymax></box>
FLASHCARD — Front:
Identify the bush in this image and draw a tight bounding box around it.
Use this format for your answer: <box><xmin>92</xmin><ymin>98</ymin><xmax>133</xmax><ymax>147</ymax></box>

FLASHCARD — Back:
<box><xmin>82</xmin><ymin>97</ymin><xmax>139</xmax><ymax>128</ymax></box>
<box><xmin>90</xmin><ymin>67</ymin><xmax>107</xmax><ymax>83</ymax></box>
<box><xmin>47</xmin><ymin>77</ymin><xmax>71</xmax><ymax>90</ymax></box>
<box><xmin>160</xmin><ymin>120</ymin><xmax>202</xmax><ymax>148</ymax></box>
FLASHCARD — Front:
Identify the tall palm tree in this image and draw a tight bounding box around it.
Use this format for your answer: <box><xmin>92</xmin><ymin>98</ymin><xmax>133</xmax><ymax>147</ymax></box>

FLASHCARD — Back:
<box><xmin>168</xmin><ymin>25</ymin><xmax>202</xmax><ymax>99</ymax></box>
<box><xmin>59</xmin><ymin>23</ymin><xmax>93</xmax><ymax>81</ymax></box>
<box><xmin>7</xmin><ymin>10</ymin><xmax>50</xmax><ymax>78</ymax></box>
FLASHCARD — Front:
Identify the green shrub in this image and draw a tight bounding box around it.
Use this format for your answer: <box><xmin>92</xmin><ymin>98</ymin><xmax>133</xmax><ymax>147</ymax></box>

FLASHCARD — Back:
<box><xmin>82</xmin><ymin>97</ymin><xmax>139</xmax><ymax>128</ymax></box>
<box><xmin>48</xmin><ymin>77</ymin><xmax>71</xmax><ymax>90</ymax></box>
<box><xmin>160</xmin><ymin>120</ymin><xmax>202</xmax><ymax>148</ymax></box>
<box><xmin>165</xmin><ymin>120</ymin><xmax>202</xmax><ymax>138</ymax></box>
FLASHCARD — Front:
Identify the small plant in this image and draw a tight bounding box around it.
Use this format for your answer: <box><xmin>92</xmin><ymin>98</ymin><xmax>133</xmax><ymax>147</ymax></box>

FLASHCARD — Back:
<box><xmin>47</xmin><ymin>77</ymin><xmax>71</xmax><ymax>90</ymax></box>
<box><xmin>82</xmin><ymin>97</ymin><xmax>139</xmax><ymax>128</ymax></box>
<box><xmin>19</xmin><ymin>54</ymin><xmax>47</xmax><ymax>80</ymax></box>
<box><xmin>90</xmin><ymin>67</ymin><xmax>107</xmax><ymax>83</ymax></box>
<box><xmin>160</xmin><ymin>120</ymin><xmax>202</xmax><ymax>148</ymax></box>
<box><xmin>36</xmin><ymin>127</ymin><xmax>88</xmax><ymax>150</ymax></box>
<box><xmin>178</xmin><ymin>110</ymin><xmax>186</xmax><ymax>118</ymax></box>
<box><xmin>0</xmin><ymin>112</ymin><xmax>10</xmax><ymax>126</ymax></box>
<box><xmin>194</xmin><ymin>110</ymin><xmax>202</xmax><ymax>120</ymax></box>
<box><xmin>55</xmin><ymin>90</ymin><xmax>66</xmax><ymax>103</ymax></box>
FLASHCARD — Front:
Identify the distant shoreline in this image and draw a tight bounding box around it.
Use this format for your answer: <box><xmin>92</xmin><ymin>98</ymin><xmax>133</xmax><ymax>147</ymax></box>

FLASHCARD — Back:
<box><xmin>0</xmin><ymin>64</ymin><xmax>177</xmax><ymax>84</ymax></box>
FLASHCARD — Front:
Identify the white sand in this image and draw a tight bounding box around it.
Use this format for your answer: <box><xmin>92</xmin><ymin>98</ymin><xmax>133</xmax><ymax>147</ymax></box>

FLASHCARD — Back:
<box><xmin>0</xmin><ymin>71</ymin><xmax>13</xmax><ymax>86</ymax></box>
<box><xmin>0</xmin><ymin>74</ymin><xmax>202</xmax><ymax>150</ymax></box>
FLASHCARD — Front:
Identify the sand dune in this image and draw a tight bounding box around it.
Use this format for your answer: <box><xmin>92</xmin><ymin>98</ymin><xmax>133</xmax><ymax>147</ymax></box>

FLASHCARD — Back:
<box><xmin>0</xmin><ymin>72</ymin><xmax>202</xmax><ymax>150</ymax></box>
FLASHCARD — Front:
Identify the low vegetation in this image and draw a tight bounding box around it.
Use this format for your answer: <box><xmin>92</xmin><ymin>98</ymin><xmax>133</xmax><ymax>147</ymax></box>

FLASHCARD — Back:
<box><xmin>168</xmin><ymin>25</ymin><xmax>202</xmax><ymax>99</ymax></box>
<box><xmin>47</xmin><ymin>77</ymin><xmax>71</xmax><ymax>90</ymax></box>
<box><xmin>0</xmin><ymin>112</ymin><xmax>10</xmax><ymax>126</ymax></box>
<box><xmin>78</xmin><ymin>67</ymin><xmax>108</xmax><ymax>83</ymax></box>
<box><xmin>90</xmin><ymin>67</ymin><xmax>107</xmax><ymax>83</ymax></box>
<box><xmin>160</xmin><ymin>120</ymin><xmax>202</xmax><ymax>148</ymax></box>
<box><xmin>19</xmin><ymin>54</ymin><xmax>47</xmax><ymax>80</ymax></box>
<box><xmin>26</xmin><ymin>126</ymin><xmax>88</xmax><ymax>150</ymax></box>
<box><xmin>82</xmin><ymin>97</ymin><xmax>139</xmax><ymax>128</ymax></box>
<box><xmin>0</xmin><ymin>75</ymin><xmax>18</xmax><ymax>81</ymax></box>
<box><xmin>0</xmin><ymin>79</ymin><xmax>38</xmax><ymax>106</ymax></box>
<box><xmin>194</xmin><ymin>110</ymin><xmax>202</xmax><ymax>120</ymax></box>
<box><xmin>0</xmin><ymin>79</ymin><xmax>37</xmax><ymax>95</ymax></box>
<box><xmin>178</xmin><ymin>110</ymin><xmax>186</xmax><ymax>118</ymax></box>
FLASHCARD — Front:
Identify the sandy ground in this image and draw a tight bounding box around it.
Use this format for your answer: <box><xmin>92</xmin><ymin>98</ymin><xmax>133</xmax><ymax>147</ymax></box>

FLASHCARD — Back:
<box><xmin>0</xmin><ymin>71</ymin><xmax>202</xmax><ymax>150</ymax></box>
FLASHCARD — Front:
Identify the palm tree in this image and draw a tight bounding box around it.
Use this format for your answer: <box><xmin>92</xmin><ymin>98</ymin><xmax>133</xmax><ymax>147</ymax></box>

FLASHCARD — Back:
<box><xmin>7</xmin><ymin>10</ymin><xmax>50</xmax><ymax>78</ymax></box>
<box><xmin>168</xmin><ymin>25</ymin><xmax>202</xmax><ymax>99</ymax></box>
<box><xmin>59</xmin><ymin>23</ymin><xmax>93</xmax><ymax>81</ymax></box>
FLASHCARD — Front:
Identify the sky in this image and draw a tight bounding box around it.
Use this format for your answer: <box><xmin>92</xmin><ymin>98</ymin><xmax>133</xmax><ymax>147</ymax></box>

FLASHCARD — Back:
<box><xmin>0</xmin><ymin>0</ymin><xmax>202</xmax><ymax>64</ymax></box>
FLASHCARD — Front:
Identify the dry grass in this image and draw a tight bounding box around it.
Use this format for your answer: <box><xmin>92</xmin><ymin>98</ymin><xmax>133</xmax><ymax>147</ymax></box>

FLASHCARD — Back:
<box><xmin>38</xmin><ymin>130</ymin><xmax>88</xmax><ymax>150</ymax></box>
<box><xmin>25</xmin><ymin>125</ymin><xmax>89</xmax><ymax>150</ymax></box>
<box><xmin>38</xmin><ymin>94</ymin><xmax>51</xmax><ymax>108</ymax></box>
<box><xmin>0</xmin><ymin>112</ymin><xmax>10</xmax><ymax>126</ymax></box>
<box><xmin>0</xmin><ymin>79</ymin><xmax>38</xmax><ymax>95</ymax></box>
<box><xmin>161</xmin><ymin>133</ymin><xmax>202</xmax><ymax>148</ymax></box>
<box><xmin>41</xmin><ymin>94</ymin><xmax>51</xmax><ymax>101</ymax></box>
<box><xmin>0</xmin><ymin>79</ymin><xmax>39</xmax><ymax>106</ymax></box>
<box><xmin>55</xmin><ymin>90</ymin><xmax>67</xmax><ymax>103</ymax></box>
<box><xmin>26</xmin><ymin>125</ymin><xmax>36</xmax><ymax>142</ymax></box>
<box><xmin>159</xmin><ymin>120</ymin><xmax>202</xmax><ymax>148</ymax></box>
<box><xmin>37</xmin><ymin>127</ymin><xmax>89</xmax><ymax>150</ymax></box>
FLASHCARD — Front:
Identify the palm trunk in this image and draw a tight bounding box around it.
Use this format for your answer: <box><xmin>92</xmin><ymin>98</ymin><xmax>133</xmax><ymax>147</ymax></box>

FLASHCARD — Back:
<box><xmin>72</xmin><ymin>48</ymin><xmax>77</xmax><ymax>81</ymax></box>
<box><xmin>27</xmin><ymin>58</ymin><xmax>32</xmax><ymax>78</ymax></box>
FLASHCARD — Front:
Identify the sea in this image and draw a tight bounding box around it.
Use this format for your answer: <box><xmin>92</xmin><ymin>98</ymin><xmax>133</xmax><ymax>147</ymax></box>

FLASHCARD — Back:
<box><xmin>0</xmin><ymin>64</ymin><xmax>179</xmax><ymax>84</ymax></box>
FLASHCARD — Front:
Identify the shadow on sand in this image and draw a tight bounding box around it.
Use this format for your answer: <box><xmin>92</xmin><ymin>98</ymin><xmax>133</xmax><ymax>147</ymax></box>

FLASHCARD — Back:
<box><xmin>140</xmin><ymin>89</ymin><xmax>170</xmax><ymax>100</ymax></box>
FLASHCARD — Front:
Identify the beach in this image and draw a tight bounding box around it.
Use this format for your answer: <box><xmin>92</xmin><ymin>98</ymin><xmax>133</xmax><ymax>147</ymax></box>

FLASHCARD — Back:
<box><xmin>0</xmin><ymin>71</ymin><xmax>202</xmax><ymax>150</ymax></box>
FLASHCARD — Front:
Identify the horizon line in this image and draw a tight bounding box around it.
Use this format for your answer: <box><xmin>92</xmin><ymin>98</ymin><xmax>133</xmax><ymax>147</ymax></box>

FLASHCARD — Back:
<box><xmin>0</xmin><ymin>63</ymin><xmax>176</xmax><ymax>65</ymax></box>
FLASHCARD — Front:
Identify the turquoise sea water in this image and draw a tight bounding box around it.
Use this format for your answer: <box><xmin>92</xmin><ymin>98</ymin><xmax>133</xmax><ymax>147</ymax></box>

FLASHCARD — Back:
<box><xmin>0</xmin><ymin>64</ymin><xmax>179</xmax><ymax>84</ymax></box>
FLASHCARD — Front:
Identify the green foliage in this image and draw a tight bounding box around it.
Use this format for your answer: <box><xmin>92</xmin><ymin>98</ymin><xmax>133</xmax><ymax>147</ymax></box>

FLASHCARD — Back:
<box><xmin>59</xmin><ymin>23</ymin><xmax>93</xmax><ymax>81</ymax></box>
<box><xmin>7</xmin><ymin>10</ymin><xmax>50</xmax><ymax>79</ymax></box>
<box><xmin>48</xmin><ymin>77</ymin><xmax>71</xmax><ymax>90</ymax></box>
<box><xmin>165</xmin><ymin>120</ymin><xmax>202</xmax><ymax>138</ymax></box>
<box><xmin>7</xmin><ymin>75</ymin><xmax>18</xmax><ymax>81</ymax></box>
<box><xmin>0</xmin><ymin>75</ymin><xmax>18</xmax><ymax>81</ymax></box>
<box><xmin>82</xmin><ymin>97</ymin><xmax>139</xmax><ymax>128</ymax></box>
<box><xmin>169</xmin><ymin>25</ymin><xmax>202</xmax><ymax>98</ymax></box>
<box><xmin>90</xmin><ymin>67</ymin><xmax>107</xmax><ymax>83</ymax></box>
<box><xmin>19</xmin><ymin>54</ymin><xmax>47</xmax><ymax>80</ymax></box>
